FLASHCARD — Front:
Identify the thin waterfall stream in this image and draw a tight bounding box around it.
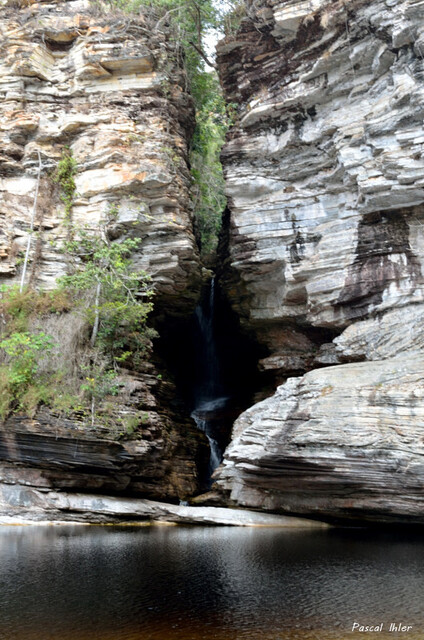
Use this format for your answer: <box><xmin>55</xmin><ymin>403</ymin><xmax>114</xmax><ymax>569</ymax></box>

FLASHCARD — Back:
<box><xmin>191</xmin><ymin>277</ymin><xmax>229</xmax><ymax>482</ymax></box>
<box><xmin>155</xmin><ymin>270</ymin><xmax>260</xmax><ymax>490</ymax></box>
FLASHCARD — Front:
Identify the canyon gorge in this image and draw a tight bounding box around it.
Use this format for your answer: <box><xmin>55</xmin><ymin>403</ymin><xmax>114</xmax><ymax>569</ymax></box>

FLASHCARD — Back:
<box><xmin>0</xmin><ymin>0</ymin><xmax>424</xmax><ymax>525</ymax></box>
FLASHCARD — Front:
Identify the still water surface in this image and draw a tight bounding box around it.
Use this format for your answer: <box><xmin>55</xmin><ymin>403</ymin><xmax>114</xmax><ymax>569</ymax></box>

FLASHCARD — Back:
<box><xmin>0</xmin><ymin>525</ymin><xmax>423</xmax><ymax>640</ymax></box>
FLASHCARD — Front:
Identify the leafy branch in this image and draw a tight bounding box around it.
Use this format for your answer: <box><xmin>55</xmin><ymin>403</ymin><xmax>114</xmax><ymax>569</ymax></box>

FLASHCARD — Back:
<box><xmin>59</xmin><ymin>225</ymin><xmax>156</xmax><ymax>368</ymax></box>
<box><xmin>53</xmin><ymin>148</ymin><xmax>77</xmax><ymax>220</ymax></box>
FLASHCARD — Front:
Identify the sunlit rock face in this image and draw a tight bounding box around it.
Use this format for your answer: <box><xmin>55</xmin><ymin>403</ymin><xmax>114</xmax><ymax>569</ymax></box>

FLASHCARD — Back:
<box><xmin>0</xmin><ymin>0</ymin><xmax>205</xmax><ymax>505</ymax></box>
<box><xmin>0</xmin><ymin>0</ymin><xmax>201</xmax><ymax>313</ymax></box>
<box><xmin>218</xmin><ymin>0</ymin><xmax>424</xmax><ymax>356</ymax></box>
<box><xmin>215</xmin><ymin>0</ymin><xmax>424</xmax><ymax>523</ymax></box>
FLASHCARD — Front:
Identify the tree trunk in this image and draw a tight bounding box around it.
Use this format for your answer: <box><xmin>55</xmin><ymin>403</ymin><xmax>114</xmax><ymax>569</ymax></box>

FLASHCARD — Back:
<box><xmin>90</xmin><ymin>280</ymin><xmax>102</xmax><ymax>347</ymax></box>
<box><xmin>20</xmin><ymin>150</ymin><xmax>42</xmax><ymax>292</ymax></box>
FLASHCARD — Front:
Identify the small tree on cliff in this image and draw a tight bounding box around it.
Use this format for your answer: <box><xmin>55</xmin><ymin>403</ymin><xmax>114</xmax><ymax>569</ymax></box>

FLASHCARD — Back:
<box><xmin>59</xmin><ymin>225</ymin><xmax>156</xmax><ymax>368</ymax></box>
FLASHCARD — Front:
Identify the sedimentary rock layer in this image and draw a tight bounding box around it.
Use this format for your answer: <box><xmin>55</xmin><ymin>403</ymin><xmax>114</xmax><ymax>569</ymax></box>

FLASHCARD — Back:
<box><xmin>216</xmin><ymin>354</ymin><xmax>424</xmax><ymax>524</ymax></box>
<box><xmin>215</xmin><ymin>0</ymin><xmax>424</xmax><ymax>523</ymax></box>
<box><xmin>0</xmin><ymin>0</ymin><xmax>205</xmax><ymax>505</ymax></box>
<box><xmin>0</xmin><ymin>369</ymin><xmax>208</xmax><ymax>502</ymax></box>
<box><xmin>0</xmin><ymin>483</ymin><xmax>328</xmax><ymax>526</ymax></box>
<box><xmin>218</xmin><ymin>0</ymin><xmax>424</xmax><ymax>374</ymax></box>
<box><xmin>0</xmin><ymin>0</ymin><xmax>201</xmax><ymax>312</ymax></box>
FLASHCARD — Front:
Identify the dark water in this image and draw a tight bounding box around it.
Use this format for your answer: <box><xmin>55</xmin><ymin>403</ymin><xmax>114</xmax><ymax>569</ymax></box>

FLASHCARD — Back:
<box><xmin>0</xmin><ymin>525</ymin><xmax>423</xmax><ymax>640</ymax></box>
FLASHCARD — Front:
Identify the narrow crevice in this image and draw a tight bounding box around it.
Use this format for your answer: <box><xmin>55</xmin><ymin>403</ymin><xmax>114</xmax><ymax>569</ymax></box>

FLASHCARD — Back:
<box><xmin>153</xmin><ymin>272</ymin><xmax>263</xmax><ymax>489</ymax></box>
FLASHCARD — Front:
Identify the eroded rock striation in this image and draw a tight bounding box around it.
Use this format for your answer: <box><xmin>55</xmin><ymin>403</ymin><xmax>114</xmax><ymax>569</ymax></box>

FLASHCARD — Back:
<box><xmin>0</xmin><ymin>369</ymin><xmax>207</xmax><ymax>502</ymax></box>
<box><xmin>0</xmin><ymin>483</ymin><xmax>327</xmax><ymax>526</ymax></box>
<box><xmin>0</xmin><ymin>0</ymin><xmax>206</xmax><ymax>507</ymax></box>
<box><xmin>215</xmin><ymin>0</ymin><xmax>424</xmax><ymax>523</ymax></box>
<box><xmin>218</xmin><ymin>0</ymin><xmax>424</xmax><ymax>363</ymax></box>
<box><xmin>0</xmin><ymin>0</ymin><xmax>201</xmax><ymax>311</ymax></box>
<box><xmin>217</xmin><ymin>355</ymin><xmax>424</xmax><ymax>523</ymax></box>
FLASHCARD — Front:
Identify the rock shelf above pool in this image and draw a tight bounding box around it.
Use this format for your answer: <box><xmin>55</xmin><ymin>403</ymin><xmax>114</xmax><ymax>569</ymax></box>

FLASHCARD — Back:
<box><xmin>0</xmin><ymin>484</ymin><xmax>328</xmax><ymax>527</ymax></box>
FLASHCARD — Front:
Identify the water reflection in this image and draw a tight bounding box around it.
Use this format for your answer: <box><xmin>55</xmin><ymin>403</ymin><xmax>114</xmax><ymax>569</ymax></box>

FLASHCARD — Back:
<box><xmin>0</xmin><ymin>526</ymin><xmax>423</xmax><ymax>639</ymax></box>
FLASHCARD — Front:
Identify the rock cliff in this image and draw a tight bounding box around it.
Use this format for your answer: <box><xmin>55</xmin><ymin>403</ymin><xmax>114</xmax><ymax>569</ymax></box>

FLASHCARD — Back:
<box><xmin>217</xmin><ymin>355</ymin><xmax>424</xmax><ymax>524</ymax></box>
<box><xmin>215</xmin><ymin>0</ymin><xmax>424</xmax><ymax>523</ymax></box>
<box><xmin>2</xmin><ymin>0</ymin><xmax>424</xmax><ymax>526</ymax></box>
<box><xmin>0</xmin><ymin>0</ymin><xmax>201</xmax><ymax>311</ymax></box>
<box><xmin>0</xmin><ymin>370</ymin><xmax>207</xmax><ymax>502</ymax></box>
<box><xmin>0</xmin><ymin>0</ymin><xmax>206</xmax><ymax>507</ymax></box>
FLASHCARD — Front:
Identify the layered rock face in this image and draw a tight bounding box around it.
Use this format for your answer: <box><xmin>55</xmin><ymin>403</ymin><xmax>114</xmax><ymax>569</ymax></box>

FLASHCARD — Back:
<box><xmin>218</xmin><ymin>355</ymin><xmax>424</xmax><ymax>523</ymax></box>
<box><xmin>218</xmin><ymin>0</ymin><xmax>424</xmax><ymax>357</ymax></box>
<box><xmin>0</xmin><ymin>483</ymin><xmax>326</xmax><ymax>526</ymax></box>
<box><xmin>0</xmin><ymin>0</ymin><xmax>206</xmax><ymax>508</ymax></box>
<box><xmin>215</xmin><ymin>0</ymin><xmax>424</xmax><ymax>523</ymax></box>
<box><xmin>0</xmin><ymin>371</ymin><xmax>207</xmax><ymax>503</ymax></box>
<box><xmin>0</xmin><ymin>0</ymin><xmax>201</xmax><ymax>312</ymax></box>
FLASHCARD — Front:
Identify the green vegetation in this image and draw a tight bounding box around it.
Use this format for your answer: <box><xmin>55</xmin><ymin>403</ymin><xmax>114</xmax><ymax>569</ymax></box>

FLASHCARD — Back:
<box><xmin>0</xmin><ymin>284</ymin><xmax>73</xmax><ymax>419</ymax></box>
<box><xmin>154</xmin><ymin>0</ymin><xmax>242</xmax><ymax>254</ymax></box>
<box><xmin>0</xmin><ymin>224</ymin><xmax>156</xmax><ymax>426</ymax></box>
<box><xmin>0</xmin><ymin>332</ymin><xmax>55</xmax><ymax>419</ymax></box>
<box><xmin>0</xmin><ymin>285</ymin><xmax>71</xmax><ymax>332</ymax></box>
<box><xmin>0</xmin><ymin>332</ymin><xmax>55</xmax><ymax>390</ymax></box>
<box><xmin>190</xmin><ymin>71</ymin><xmax>229</xmax><ymax>254</ymax></box>
<box><xmin>0</xmin><ymin>144</ymin><xmax>156</xmax><ymax>427</ymax></box>
<box><xmin>54</xmin><ymin>148</ymin><xmax>77</xmax><ymax>219</ymax></box>
<box><xmin>60</xmin><ymin>225</ymin><xmax>156</xmax><ymax>367</ymax></box>
<box><xmin>104</xmin><ymin>0</ymin><xmax>243</xmax><ymax>254</ymax></box>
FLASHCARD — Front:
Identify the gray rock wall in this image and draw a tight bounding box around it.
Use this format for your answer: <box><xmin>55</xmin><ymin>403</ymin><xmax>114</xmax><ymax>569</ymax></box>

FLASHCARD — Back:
<box><xmin>217</xmin><ymin>355</ymin><xmax>424</xmax><ymax>523</ymax></box>
<box><xmin>218</xmin><ymin>0</ymin><xmax>424</xmax><ymax>337</ymax></box>
<box><xmin>215</xmin><ymin>0</ymin><xmax>424</xmax><ymax>523</ymax></box>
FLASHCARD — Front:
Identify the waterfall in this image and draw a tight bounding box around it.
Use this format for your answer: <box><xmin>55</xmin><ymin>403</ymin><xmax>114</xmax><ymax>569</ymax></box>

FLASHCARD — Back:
<box><xmin>191</xmin><ymin>277</ymin><xmax>229</xmax><ymax>482</ymax></box>
<box><xmin>191</xmin><ymin>402</ymin><xmax>224</xmax><ymax>479</ymax></box>
<box><xmin>193</xmin><ymin>277</ymin><xmax>222</xmax><ymax>402</ymax></box>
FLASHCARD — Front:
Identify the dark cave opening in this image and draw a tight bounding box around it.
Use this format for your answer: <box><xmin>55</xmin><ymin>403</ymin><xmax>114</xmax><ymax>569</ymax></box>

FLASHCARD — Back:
<box><xmin>153</xmin><ymin>276</ymin><xmax>264</xmax><ymax>488</ymax></box>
